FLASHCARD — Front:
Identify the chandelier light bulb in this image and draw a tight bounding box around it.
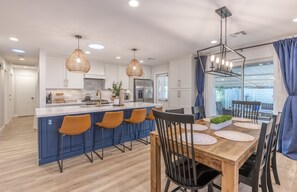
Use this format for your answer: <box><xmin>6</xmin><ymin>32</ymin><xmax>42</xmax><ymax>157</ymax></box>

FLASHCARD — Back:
<box><xmin>226</xmin><ymin>61</ymin><xmax>229</xmax><ymax>66</ymax></box>
<box><xmin>230</xmin><ymin>62</ymin><xmax>233</xmax><ymax>68</ymax></box>
<box><xmin>76</xmin><ymin>57</ymin><xmax>81</xmax><ymax>63</ymax></box>
<box><xmin>133</xmin><ymin>65</ymin><xmax>136</xmax><ymax>70</ymax></box>
<box><xmin>222</xmin><ymin>59</ymin><xmax>225</xmax><ymax>65</ymax></box>
<box><xmin>215</xmin><ymin>57</ymin><xmax>220</xmax><ymax>64</ymax></box>
<box><xmin>210</xmin><ymin>55</ymin><xmax>215</xmax><ymax>62</ymax></box>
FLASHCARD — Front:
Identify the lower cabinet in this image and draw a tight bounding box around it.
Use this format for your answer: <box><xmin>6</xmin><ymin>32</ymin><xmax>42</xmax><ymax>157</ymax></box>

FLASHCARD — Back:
<box><xmin>38</xmin><ymin>108</ymin><xmax>154</xmax><ymax>165</ymax></box>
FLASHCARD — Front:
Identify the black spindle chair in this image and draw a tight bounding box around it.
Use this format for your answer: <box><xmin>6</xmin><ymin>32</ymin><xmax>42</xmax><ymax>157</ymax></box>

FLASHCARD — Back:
<box><xmin>153</xmin><ymin>110</ymin><xmax>219</xmax><ymax>192</ymax></box>
<box><xmin>232</xmin><ymin>100</ymin><xmax>261</xmax><ymax>123</ymax></box>
<box><xmin>239</xmin><ymin>119</ymin><xmax>273</xmax><ymax>192</ymax></box>
<box><xmin>191</xmin><ymin>106</ymin><xmax>206</xmax><ymax>120</ymax></box>
<box><xmin>267</xmin><ymin>113</ymin><xmax>282</xmax><ymax>192</ymax></box>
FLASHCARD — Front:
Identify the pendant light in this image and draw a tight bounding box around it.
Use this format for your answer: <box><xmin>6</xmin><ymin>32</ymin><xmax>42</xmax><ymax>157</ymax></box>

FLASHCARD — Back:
<box><xmin>126</xmin><ymin>48</ymin><xmax>143</xmax><ymax>77</ymax></box>
<box><xmin>66</xmin><ymin>35</ymin><xmax>91</xmax><ymax>73</ymax></box>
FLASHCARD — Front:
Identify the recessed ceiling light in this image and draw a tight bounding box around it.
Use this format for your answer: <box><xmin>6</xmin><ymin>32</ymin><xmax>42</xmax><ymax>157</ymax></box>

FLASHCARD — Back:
<box><xmin>85</xmin><ymin>51</ymin><xmax>91</xmax><ymax>54</ymax></box>
<box><xmin>129</xmin><ymin>0</ymin><xmax>139</xmax><ymax>7</ymax></box>
<box><xmin>116</xmin><ymin>56</ymin><xmax>121</xmax><ymax>59</ymax></box>
<box><xmin>11</xmin><ymin>49</ymin><xmax>25</xmax><ymax>53</ymax></box>
<box><xmin>9</xmin><ymin>37</ymin><xmax>19</xmax><ymax>42</ymax></box>
<box><xmin>140</xmin><ymin>60</ymin><xmax>144</xmax><ymax>63</ymax></box>
<box><xmin>293</xmin><ymin>17</ymin><xmax>297</xmax><ymax>22</ymax></box>
<box><xmin>210</xmin><ymin>40</ymin><xmax>217</xmax><ymax>44</ymax></box>
<box><xmin>19</xmin><ymin>58</ymin><xmax>25</xmax><ymax>61</ymax></box>
<box><xmin>23</xmin><ymin>66</ymin><xmax>28</xmax><ymax>68</ymax></box>
<box><xmin>88</xmin><ymin>44</ymin><xmax>104</xmax><ymax>50</ymax></box>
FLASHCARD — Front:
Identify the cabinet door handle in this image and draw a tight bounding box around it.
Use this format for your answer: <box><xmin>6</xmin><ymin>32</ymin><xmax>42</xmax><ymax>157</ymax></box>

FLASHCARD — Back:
<box><xmin>178</xmin><ymin>80</ymin><xmax>181</xmax><ymax>87</ymax></box>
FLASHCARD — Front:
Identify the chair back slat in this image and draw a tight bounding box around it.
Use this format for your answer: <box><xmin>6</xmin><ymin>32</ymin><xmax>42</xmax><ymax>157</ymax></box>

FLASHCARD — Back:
<box><xmin>232</xmin><ymin>100</ymin><xmax>261</xmax><ymax>122</ymax></box>
<box><xmin>153</xmin><ymin>110</ymin><xmax>198</xmax><ymax>186</ymax></box>
<box><xmin>191</xmin><ymin>106</ymin><xmax>206</xmax><ymax>120</ymax></box>
<box><xmin>271</xmin><ymin>113</ymin><xmax>281</xmax><ymax>152</ymax></box>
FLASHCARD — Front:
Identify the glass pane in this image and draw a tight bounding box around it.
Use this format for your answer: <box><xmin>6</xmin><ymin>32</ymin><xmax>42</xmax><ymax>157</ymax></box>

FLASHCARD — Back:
<box><xmin>156</xmin><ymin>74</ymin><xmax>168</xmax><ymax>101</ymax></box>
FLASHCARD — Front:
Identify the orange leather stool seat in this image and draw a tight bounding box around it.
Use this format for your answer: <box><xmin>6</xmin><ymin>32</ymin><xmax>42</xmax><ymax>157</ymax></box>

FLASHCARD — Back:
<box><xmin>93</xmin><ymin>111</ymin><xmax>125</xmax><ymax>160</ymax></box>
<box><xmin>57</xmin><ymin>114</ymin><xmax>93</xmax><ymax>173</ymax></box>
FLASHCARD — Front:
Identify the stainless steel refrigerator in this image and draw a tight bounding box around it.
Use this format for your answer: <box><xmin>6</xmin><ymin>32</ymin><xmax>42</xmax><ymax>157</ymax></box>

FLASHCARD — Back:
<box><xmin>133</xmin><ymin>79</ymin><xmax>154</xmax><ymax>103</ymax></box>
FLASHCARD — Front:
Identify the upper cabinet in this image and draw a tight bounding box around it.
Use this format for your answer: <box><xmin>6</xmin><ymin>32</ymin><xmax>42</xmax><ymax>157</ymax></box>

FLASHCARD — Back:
<box><xmin>46</xmin><ymin>56</ymin><xmax>84</xmax><ymax>89</ymax></box>
<box><xmin>142</xmin><ymin>66</ymin><xmax>152</xmax><ymax>79</ymax></box>
<box><xmin>169</xmin><ymin>56</ymin><xmax>194</xmax><ymax>89</ymax></box>
<box><xmin>85</xmin><ymin>60</ymin><xmax>105</xmax><ymax>79</ymax></box>
<box><xmin>117</xmin><ymin>65</ymin><xmax>129</xmax><ymax>89</ymax></box>
<box><xmin>105</xmin><ymin>64</ymin><xmax>118</xmax><ymax>89</ymax></box>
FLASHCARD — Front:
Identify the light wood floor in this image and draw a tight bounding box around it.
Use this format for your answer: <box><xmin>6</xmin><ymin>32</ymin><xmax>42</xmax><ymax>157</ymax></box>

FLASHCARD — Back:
<box><xmin>0</xmin><ymin>117</ymin><xmax>297</xmax><ymax>192</ymax></box>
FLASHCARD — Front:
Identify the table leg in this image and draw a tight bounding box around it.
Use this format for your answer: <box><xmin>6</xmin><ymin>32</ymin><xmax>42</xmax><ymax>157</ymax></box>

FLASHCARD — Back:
<box><xmin>221</xmin><ymin>162</ymin><xmax>239</xmax><ymax>192</ymax></box>
<box><xmin>150</xmin><ymin>133</ymin><xmax>161</xmax><ymax>192</ymax></box>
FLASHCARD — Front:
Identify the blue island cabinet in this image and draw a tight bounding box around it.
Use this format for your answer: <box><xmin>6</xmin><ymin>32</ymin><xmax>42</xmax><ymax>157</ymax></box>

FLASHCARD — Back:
<box><xmin>38</xmin><ymin>107</ymin><xmax>154</xmax><ymax>165</ymax></box>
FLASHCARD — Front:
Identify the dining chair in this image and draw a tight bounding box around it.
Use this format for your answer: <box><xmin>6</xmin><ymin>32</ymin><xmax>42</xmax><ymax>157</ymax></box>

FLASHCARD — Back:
<box><xmin>93</xmin><ymin>111</ymin><xmax>125</xmax><ymax>160</ymax></box>
<box><xmin>153</xmin><ymin>110</ymin><xmax>220</xmax><ymax>192</ymax></box>
<box><xmin>57</xmin><ymin>114</ymin><xmax>93</xmax><ymax>173</ymax></box>
<box><xmin>232</xmin><ymin>100</ymin><xmax>261</xmax><ymax>122</ymax></box>
<box><xmin>239</xmin><ymin>119</ymin><xmax>273</xmax><ymax>192</ymax></box>
<box><xmin>165</xmin><ymin>108</ymin><xmax>184</xmax><ymax>114</ymax></box>
<box><xmin>191</xmin><ymin>106</ymin><xmax>206</xmax><ymax>120</ymax></box>
<box><xmin>267</xmin><ymin>113</ymin><xmax>281</xmax><ymax>192</ymax></box>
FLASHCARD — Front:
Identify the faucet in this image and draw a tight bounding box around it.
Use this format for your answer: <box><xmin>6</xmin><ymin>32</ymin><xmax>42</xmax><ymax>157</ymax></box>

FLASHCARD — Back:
<box><xmin>96</xmin><ymin>90</ymin><xmax>102</xmax><ymax>107</ymax></box>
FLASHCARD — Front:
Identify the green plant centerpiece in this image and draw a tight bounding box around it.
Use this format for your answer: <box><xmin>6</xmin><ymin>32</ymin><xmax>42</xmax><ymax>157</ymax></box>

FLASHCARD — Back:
<box><xmin>210</xmin><ymin>115</ymin><xmax>232</xmax><ymax>130</ymax></box>
<box><xmin>110</xmin><ymin>81</ymin><xmax>123</xmax><ymax>97</ymax></box>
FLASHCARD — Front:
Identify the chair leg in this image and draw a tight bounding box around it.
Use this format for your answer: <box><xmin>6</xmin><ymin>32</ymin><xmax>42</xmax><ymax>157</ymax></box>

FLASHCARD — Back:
<box><xmin>93</xmin><ymin>128</ymin><xmax>103</xmax><ymax>159</ymax></box>
<box><xmin>113</xmin><ymin>126</ymin><xmax>125</xmax><ymax>153</ymax></box>
<box><xmin>123</xmin><ymin>123</ymin><xmax>133</xmax><ymax>150</ymax></box>
<box><xmin>164</xmin><ymin>179</ymin><xmax>170</xmax><ymax>192</ymax></box>
<box><xmin>57</xmin><ymin>134</ymin><xmax>64</xmax><ymax>173</ymax></box>
<box><xmin>260</xmin><ymin>169</ymin><xmax>268</xmax><ymax>192</ymax></box>
<box><xmin>136</xmin><ymin>122</ymin><xmax>150</xmax><ymax>145</ymax></box>
<box><xmin>83</xmin><ymin>131</ymin><xmax>93</xmax><ymax>163</ymax></box>
<box><xmin>272</xmin><ymin>151</ymin><xmax>280</xmax><ymax>185</ymax></box>
<box><xmin>267</xmin><ymin>156</ymin><xmax>274</xmax><ymax>192</ymax></box>
<box><xmin>208</xmin><ymin>183</ymin><xmax>214</xmax><ymax>192</ymax></box>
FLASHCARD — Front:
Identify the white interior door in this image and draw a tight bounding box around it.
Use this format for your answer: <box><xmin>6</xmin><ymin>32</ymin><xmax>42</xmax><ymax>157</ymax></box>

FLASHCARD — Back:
<box><xmin>16</xmin><ymin>75</ymin><xmax>36</xmax><ymax>116</ymax></box>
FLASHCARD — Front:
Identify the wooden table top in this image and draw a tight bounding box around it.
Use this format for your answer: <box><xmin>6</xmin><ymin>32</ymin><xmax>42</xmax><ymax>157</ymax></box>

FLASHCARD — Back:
<box><xmin>150</xmin><ymin>120</ymin><xmax>261</xmax><ymax>171</ymax></box>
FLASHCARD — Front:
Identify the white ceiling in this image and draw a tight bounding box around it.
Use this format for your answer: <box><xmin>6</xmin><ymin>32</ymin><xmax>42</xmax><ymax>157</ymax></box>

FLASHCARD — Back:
<box><xmin>0</xmin><ymin>0</ymin><xmax>296</xmax><ymax>66</ymax></box>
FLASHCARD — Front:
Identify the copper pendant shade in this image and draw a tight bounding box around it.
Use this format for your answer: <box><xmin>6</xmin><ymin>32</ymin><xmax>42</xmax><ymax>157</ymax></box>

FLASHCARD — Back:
<box><xmin>66</xmin><ymin>35</ymin><xmax>91</xmax><ymax>73</ymax></box>
<box><xmin>126</xmin><ymin>48</ymin><xmax>143</xmax><ymax>77</ymax></box>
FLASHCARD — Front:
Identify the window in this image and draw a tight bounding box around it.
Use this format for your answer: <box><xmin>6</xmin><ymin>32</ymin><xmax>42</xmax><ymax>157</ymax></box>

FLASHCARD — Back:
<box><xmin>215</xmin><ymin>61</ymin><xmax>274</xmax><ymax>117</ymax></box>
<box><xmin>156</xmin><ymin>73</ymin><xmax>168</xmax><ymax>102</ymax></box>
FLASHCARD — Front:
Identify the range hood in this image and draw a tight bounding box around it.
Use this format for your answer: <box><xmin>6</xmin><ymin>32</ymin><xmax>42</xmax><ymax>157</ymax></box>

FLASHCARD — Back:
<box><xmin>84</xmin><ymin>74</ymin><xmax>106</xmax><ymax>79</ymax></box>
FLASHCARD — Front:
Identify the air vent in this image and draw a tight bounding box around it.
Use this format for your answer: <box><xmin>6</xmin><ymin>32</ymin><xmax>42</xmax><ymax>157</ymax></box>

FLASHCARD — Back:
<box><xmin>230</xmin><ymin>31</ymin><xmax>247</xmax><ymax>38</ymax></box>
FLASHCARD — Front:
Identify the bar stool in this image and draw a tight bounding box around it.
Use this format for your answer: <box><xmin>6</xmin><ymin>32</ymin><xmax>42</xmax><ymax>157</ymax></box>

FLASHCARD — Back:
<box><xmin>145</xmin><ymin>107</ymin><xmax>163</xmax><ymax>144</ymax></box>
<box><xmin>123</xmin><ymin>108</ymin><xmax>147</xmax><ymax>150</ymax></box>
<box><xmin>93</xmin><ymin>111</ymin><xmax>124</xmax><ymax>160</ymax></box>
<box><xmin>57</xmin><ymin>114</ymin><xmax>93</xmax><ymax>173</ymax></box>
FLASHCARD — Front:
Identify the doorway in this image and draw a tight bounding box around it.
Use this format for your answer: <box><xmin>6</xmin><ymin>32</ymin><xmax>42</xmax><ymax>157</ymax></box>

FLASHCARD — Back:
<box><xmin>15</xmin><ymin>75</ymin><xmax>36</xmax><ymax>116</ymax></box>
<box><xmin>155</xmin><ymin>73</ymin><xmax>169</xmax><ymax>110</ymax></box>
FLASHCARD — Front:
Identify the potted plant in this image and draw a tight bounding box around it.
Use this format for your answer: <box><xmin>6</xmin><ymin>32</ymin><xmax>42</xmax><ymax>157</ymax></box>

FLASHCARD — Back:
<box><xmin>210</xmin><ymin>115</ymin><xmax>232</xmax><ymax>130</ymax></box>
<box><xmin>110</xmin><ymin>81</ymin><xmax>123</xmax><ymax>100</ymax></box>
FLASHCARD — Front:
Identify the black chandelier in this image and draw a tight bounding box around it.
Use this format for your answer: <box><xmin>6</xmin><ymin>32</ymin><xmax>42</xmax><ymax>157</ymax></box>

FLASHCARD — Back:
<box><xmin>197</xmin><ymin>6</ymin><xmax>246</xmax><ymax>77</ymax></box>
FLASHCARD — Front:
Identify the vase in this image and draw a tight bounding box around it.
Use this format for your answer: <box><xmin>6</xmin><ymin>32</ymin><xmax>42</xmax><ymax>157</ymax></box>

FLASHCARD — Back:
<box><xmin>210</xmin><ymin>120</ymin><xmax>232</xmax><ymax>130</ymax></box>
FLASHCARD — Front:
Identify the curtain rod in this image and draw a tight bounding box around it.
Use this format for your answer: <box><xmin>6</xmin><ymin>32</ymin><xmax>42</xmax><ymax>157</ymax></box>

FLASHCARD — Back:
<box><xmin>195</xmin><ymin>41</ymin><xmax>273</xmax><ymax>59</ymax></box>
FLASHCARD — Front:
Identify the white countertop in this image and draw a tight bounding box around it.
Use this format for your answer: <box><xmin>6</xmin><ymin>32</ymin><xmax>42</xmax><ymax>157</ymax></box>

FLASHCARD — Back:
<box><xmin>36</xmin><ymin>102</ymin><xmax>162</xmax><ymax>118</ymax></box>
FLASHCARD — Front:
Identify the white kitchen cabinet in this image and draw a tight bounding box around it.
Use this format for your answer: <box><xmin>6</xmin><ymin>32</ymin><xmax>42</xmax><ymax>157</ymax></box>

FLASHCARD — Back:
<box><xmin>169</xmin><ymin>56</ymin><xmax>194</xmax><ymax>89</ymax></box>
<box><xmin>117</xmin><ymin>65</ymin><xmax>129</xmax><ymax>89</ymax></box>
<box><xmin>169</xmin><ymin>89</ymin><xmax>192</xmax><ymax>114</ymax></box>
<box><xmin>85</xmin><ymin>60</ymin><xmax>105</xmax><ymax>79</ymax></box>
<box><xmin>105</xmin><ymin>64</ymin><xmax>118</xmax><ymax>89</ymax></box>
<box><xmin>142</xmin><ymin>66</ymin><xmax>152</xmax><ymax>79</ymax></box>
<box><xmin>46</xmin><ymin>56</ymin><xmax>84</xmax><ymax>89</ymax></box>
<box><xmin>46</xmin><ymin>56</ymin><xmax>65</xmax><ymax>89</ymax></box>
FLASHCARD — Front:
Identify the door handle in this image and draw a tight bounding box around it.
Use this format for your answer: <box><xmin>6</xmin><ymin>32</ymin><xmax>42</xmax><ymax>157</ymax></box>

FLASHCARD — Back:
<box><xmin>31</xmin><ymin>97</ymin><xmax>34</xmax><ymax>100</ymax></box>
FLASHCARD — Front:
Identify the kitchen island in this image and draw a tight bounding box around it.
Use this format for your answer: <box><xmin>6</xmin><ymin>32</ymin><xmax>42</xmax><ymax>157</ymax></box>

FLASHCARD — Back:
<box><xmin>36</xmin><ymin>102</ymin><xmax>161</xmax><ymax>165</ymax></box>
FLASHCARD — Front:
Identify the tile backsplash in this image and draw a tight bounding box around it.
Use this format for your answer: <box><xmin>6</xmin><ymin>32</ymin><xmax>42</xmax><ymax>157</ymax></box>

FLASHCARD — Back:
<box><xmin>47</xmin><ymin>89</ymin><xmax>113</xmax><ymax>103</ymax></box>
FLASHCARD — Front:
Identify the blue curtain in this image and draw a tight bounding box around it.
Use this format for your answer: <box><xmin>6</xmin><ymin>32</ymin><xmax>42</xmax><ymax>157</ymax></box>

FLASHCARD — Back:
<box><xmin>273</xmin><ymin>37</ymin><xmax>297</xmax><ymax>160</ymax></box>
<box><xmin>195</xmin><ymin>56</ymin><xmax>207</xmax><ymax>107</ymax></box>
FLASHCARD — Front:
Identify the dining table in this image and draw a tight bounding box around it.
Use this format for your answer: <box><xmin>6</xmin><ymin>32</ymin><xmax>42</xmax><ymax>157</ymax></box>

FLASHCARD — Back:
<box><xmin>150</xmin><ymin>119</ymin><xmax>261</xmax><ymax>192</ymax></box>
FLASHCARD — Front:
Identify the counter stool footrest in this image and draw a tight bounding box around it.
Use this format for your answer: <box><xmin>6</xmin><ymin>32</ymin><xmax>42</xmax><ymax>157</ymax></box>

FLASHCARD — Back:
<box><xmin>136</xmin><ymin>138</ymin><xmax>150</xmax><ymax>145</ymax></box>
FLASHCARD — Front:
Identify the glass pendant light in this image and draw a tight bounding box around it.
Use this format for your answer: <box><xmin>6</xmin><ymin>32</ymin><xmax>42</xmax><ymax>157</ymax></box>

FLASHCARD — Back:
<box><xmin>126</xmin><ymin>48</ymin><xmax>143</xmax><ymax>77</ymax></box>
<box><xmin>66</xmin><ymin>35</ymin><xmax>91</xmax><ymax>73</ymax></box>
